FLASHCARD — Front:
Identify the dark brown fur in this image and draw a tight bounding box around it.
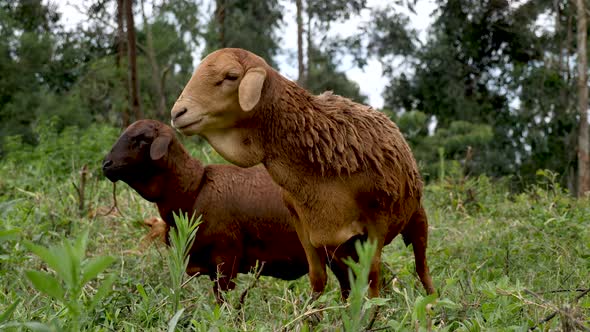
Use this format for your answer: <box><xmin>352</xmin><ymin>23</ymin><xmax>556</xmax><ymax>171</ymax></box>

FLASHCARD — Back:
<box><xmin>171</xmin><ymin>48</ymin><xmax>435</xmax><ymax>298</ymax></box>
<box><xmin>102</xmin><ymin>120</ymin><xmax>311</xmax><ymax>302</ymax></box>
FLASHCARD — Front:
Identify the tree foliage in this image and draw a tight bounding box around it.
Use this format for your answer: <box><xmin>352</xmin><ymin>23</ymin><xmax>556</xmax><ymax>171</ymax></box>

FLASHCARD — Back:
<box><xmin>375</xmin><ymin>0</ymin><xmax>580</xmax><ymax>189</ymax></box>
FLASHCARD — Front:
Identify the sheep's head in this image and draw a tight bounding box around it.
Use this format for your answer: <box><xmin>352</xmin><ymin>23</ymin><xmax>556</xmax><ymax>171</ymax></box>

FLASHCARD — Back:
<box><xmin>171</xmin><ymin>48</ymin><xmax>268</xmax><ymax>136</ymax></box>
<box><xmin>102</xmin><ymin>120</ymin><xmax>174</xmax><ymax>200</ymax></box>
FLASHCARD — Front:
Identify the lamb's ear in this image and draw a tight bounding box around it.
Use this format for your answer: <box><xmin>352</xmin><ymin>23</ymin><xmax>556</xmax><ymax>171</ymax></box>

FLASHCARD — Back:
<box><xmin>238</xmin><ymin>67</ymin><xmax>266</xmax><ymax>112</ymax></box>
<box><xmin>150</xmin><ymin>135</ymin><xmax>172</xmax><ymax>161</ymax></box>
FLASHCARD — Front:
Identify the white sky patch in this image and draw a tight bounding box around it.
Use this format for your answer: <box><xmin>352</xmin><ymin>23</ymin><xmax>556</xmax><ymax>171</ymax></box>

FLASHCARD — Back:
<box><xmin>54</xmin><ymin>0</ymin><xmax>436</xmax><ymax>108</ymax></box>
<box><xmin>533</xmin><ymin>9</ymin><xmax>554</xmax><ymax>37</ymax></box>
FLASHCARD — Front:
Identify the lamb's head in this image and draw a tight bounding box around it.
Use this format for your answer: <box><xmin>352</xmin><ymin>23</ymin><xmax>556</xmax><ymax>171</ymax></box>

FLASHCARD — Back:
<box><xmin>102</xmin><ymin>120</ymin><xmax>175</xmax><ymax>201</ymax></box>
<box><xmin>171</xmin><ymin>48</ymin><xmax>269</xmax><ymax>136</ymax></box>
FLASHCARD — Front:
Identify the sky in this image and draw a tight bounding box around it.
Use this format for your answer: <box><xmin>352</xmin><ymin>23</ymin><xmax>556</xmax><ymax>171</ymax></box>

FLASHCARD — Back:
<box><xmin>55</xmin><ymin>0</ymin><xmax>437</xmax><ymax>109</ymax></box>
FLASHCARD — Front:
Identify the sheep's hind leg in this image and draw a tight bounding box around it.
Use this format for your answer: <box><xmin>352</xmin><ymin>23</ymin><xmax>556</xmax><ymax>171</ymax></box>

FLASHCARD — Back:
<box><xmin>402</xmin><ymin>207</ymin><xmax>436</xmax><ymax>295</ymax></box>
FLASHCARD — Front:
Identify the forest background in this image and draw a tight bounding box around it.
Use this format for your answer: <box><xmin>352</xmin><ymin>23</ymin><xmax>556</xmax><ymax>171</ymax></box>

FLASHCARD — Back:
<box><xmin>2</xmin><ymin>0</ymin><xmax>590</xmax><ymax>191</ymax></box>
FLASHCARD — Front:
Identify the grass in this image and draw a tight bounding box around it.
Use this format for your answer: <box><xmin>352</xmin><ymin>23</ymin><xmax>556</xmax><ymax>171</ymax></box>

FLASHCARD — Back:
<box><xmin>0</xmin><ymin>121</ymin><xmax>589</xmax><ymax>331</ymax></box>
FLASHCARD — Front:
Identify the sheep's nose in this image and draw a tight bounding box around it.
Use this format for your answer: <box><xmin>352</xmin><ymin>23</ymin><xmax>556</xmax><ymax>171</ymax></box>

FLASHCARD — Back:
<box><xmin>173</xmin><ymin>107</ymin><xmax>188</xmax><ymax>121</ymax></box>
<box><xmin>102</xmin><ymin>159</ymin><xmax>113</xmax><ymax>170</ymax></box>
<box><xmin>172</xmin><ymin>107</ymin><xmax>188</xmax><ymax>120</ymax></box>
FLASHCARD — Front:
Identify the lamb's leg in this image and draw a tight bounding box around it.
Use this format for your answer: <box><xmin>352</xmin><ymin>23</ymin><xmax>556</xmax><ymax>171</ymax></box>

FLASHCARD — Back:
<box><xmin>328</xmin><ymin>237</ymin><xmax>365</xmax><ymax>299</ymax></box>
<box><xmin>212</xmin><ymin>256</ymin><xmax>239</xmax><ymax>304</ymax></box>
<box><xmin>402</xmin><ymin>207</ymin><xmax>436</xmax><ymax>295</ymax></box>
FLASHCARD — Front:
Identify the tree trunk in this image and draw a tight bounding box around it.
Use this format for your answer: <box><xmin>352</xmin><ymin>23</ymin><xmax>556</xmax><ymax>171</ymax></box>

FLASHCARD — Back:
<box><xmin>116</xmin><ymin>0</ymin><xmax>126</xmax><ymax>67</ymax></box>
<box><xmin>125</xmin><ymin>0</ymin><xmax>143</xmax><ymax>121</ymax></box>
<box><xmin>116</xmin><ymin>0</ymin><xmax>130</xmax><ymax>127</ymax></box>
<box><xmin>306</xmin><ymin>2</ymin><xmax>312</xmax><ymax>84</ymax></box>
<box><xmin>296</xmin><ymin>0</ymin><xmax>305</xmax><ymax>87</ymax></box>
<box><xmin>141</xmin><ymin>0</ymin><xmax>167</xmax><ymax>119</ymax></box>
<box><xmin>576</xmin><ymin>0</ymin><xmax>590</xmax><ymax>196</ymax></box>
<box><xmin>566</xmin><ymin>11</ymin><xmax>573</xmax><ymax>83</ymax></box>
<box><xmin>215</xmin><ymin>0</ymin><xmax>226</xmax><ymax>47</ymax></box>
<box><xmin>555</xmin><ymin>0</ymin><xmax>562</xmax><ymax>72</ymax></box>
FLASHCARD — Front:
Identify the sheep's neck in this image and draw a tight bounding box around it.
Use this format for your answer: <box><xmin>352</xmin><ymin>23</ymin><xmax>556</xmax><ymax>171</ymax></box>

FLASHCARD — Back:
<box><xmin>257</xmin><ymin>75</ymin><xmax>318</xmax><ymax>166</ymax></box>
<box><xmin>201</xmin><ymin>128</ymin><xmax>264</xmax><ymax>168</ymax></box>
<box><xmin>156</xmin><ymin>155</ymin><xmax>205</xmax><ymax>224</ymax></box>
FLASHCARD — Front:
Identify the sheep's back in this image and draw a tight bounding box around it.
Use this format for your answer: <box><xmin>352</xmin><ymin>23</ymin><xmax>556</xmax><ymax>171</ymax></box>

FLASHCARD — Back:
<box><xmin>268</xmin><ymin>90</ymin><xmax>422</xmax><ymax>201</ymax></box>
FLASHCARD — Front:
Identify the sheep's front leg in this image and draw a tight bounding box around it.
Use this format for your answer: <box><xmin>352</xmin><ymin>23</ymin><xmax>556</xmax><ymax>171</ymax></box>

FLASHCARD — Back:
<box><xmin>365</xmin><ymin>232</ymin><xmax>385</xmax><ymax>298</ymax></box>
<box><xmin>299</xmin><ymin>228</ymin><xmax>327</xmax><ymax>298</ymax></box>
<box><xmin>282</xmin><ymin>193</ymin><xmax>327</xmax><ymax>297</ymax></box>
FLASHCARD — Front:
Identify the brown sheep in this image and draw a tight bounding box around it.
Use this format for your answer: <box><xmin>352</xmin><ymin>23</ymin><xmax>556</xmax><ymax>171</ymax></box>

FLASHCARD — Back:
<box><xmin>170</xmin><ymin>48</ymin><xmax>435</xmax><ymax>298</ymax></box>
<box><xmin>102</xmin><ymin>119</ymin><xmax>314</xmax><ymax>303</ymax></box>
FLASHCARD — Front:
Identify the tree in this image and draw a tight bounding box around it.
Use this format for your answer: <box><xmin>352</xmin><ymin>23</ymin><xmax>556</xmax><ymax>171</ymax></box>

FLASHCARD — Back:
<box><xmin>116</xmin><ymin>0</ymin><xmax>130</xmax><ymax>126</ymax></box>
<box><xmin>305</xmin><ymin>46</ymin><xmax>367</xmax><ymax>103</ymax></box>
<box><xmin>375</xmin><ymin>0</ymin><xmax>584</xmax><ymax>189</ymax></box>
<box><xmin>136</xmin><ymin>0</ymin><xmax>201</xmax><ymax>121</ymax></box>
<box><xmin>294</xmin><ymin>0</ymin><xmax>368</xmax><ymax>101</ymax></box>
<box><xmin>296</xmin><ymin>0</ymin><xmax>305</xmax><ymax>86</ymax></box>
<box><xmin>205</xmin><ymin>0</ymin><xmax>283</xmax><ymax>66</ymax></box>
<box><xmin>141</xmin><ymin>0</ymin><xmax>166</xmax><ymax>118</ymax></box>
<box><xmin>576</xmin><ymin>0</ymin><xmax>589</xmax><ymax>196</ymax></box>
<box><xmin>0</xmin><ymin>0</ymin><xmax>64</xmax><ymax>144</ymax></box>
<box><xmin>125</xmin><ymin>0</ymin><xmax>143</xmax><ymax>121</ymax></box>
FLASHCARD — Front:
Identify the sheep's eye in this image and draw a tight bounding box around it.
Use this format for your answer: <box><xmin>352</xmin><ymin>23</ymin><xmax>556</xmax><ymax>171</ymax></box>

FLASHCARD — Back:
<box><xmin>215</xmin><ymin>73</ymin><xmax>239</xmax><ymax>86</ymax></box>
<box><xmin>225</xmin><ymin>73</ymin><xmax>239</xmax><ymax>81</ymax></box>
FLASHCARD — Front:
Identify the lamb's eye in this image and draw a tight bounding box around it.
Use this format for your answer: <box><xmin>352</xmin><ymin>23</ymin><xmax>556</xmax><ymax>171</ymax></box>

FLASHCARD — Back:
<box><xmin>136</xmin><ymin>136</ymin><xmax>150</xmax><ymax>146</ymax></box>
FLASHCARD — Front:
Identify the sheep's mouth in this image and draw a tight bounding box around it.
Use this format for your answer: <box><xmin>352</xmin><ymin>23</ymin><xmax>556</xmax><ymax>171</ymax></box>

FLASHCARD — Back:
<box><xmin>102</xmin><ymin>168</ymin><xmax>122</xmax><ymax>182</ymax></box>
<box><xmin>175</xmin><ymin>117</ymin><xmax>204</xmax><ymax>134</ymax></box>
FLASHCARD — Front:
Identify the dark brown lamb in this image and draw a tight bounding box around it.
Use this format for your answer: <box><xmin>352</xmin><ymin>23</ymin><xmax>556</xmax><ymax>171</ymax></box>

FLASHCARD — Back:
<box><xmin>170</xmin><ymin>48</ymin><xmax>435</xmax><ymax>298</ymax></box>
<box><xmin>102</xmin><ymin>119</ymin><xmax>312</xmax><ymax>303</ymax></box>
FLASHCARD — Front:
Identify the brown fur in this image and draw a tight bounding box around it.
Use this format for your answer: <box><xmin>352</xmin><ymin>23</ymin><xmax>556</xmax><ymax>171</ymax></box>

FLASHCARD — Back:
<box><xmin>102</xmin><ymin>120</ymin><xmax>313</xmax><ymax>303</ymax></box>
<box><xmin>171</xmin><ymin>48</ymin><xmax>435</xmax><ymax>297</ymax></box>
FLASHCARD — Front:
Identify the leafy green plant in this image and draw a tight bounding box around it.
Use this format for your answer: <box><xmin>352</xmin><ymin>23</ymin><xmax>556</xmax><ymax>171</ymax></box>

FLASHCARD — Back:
<box><xmin>167</xmin><ymin>212</ymin><xmax>201</xmax><ymax>316</ymax></box>
<box><xmin>341</xmin><ymin>240</ymin><xmax>382</xmax><ymax>331</ymax></box>
<box><xmin>22</xmin><ymin>229</ymin><xmax>116</xmax><ymax>331</ymax></box>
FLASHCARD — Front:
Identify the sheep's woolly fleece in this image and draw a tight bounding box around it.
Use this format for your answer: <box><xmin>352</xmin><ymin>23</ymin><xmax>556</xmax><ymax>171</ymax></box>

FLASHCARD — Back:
<box><xmin>257</xmin><ymin>83</ymin><xmax>423</xmax><ymax>199</ymax></box>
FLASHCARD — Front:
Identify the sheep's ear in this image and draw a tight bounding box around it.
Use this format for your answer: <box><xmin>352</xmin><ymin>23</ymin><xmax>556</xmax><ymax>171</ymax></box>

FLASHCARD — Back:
<box><xmin>150</xmin><ymin>135</ymin><xmax>172</xmax><ymax>161</ymax></box>
<box><xmin>238</xmin><ymin>67</ymin><xmax>266</xmax><ymax>112</ymax></box>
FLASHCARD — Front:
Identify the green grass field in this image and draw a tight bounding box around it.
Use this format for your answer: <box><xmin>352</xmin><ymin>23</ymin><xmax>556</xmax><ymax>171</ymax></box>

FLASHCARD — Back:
<box><xmin>1</xmin><ymin>122</ymin><xmax>589</xmax><ymax>331</ymax></box>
